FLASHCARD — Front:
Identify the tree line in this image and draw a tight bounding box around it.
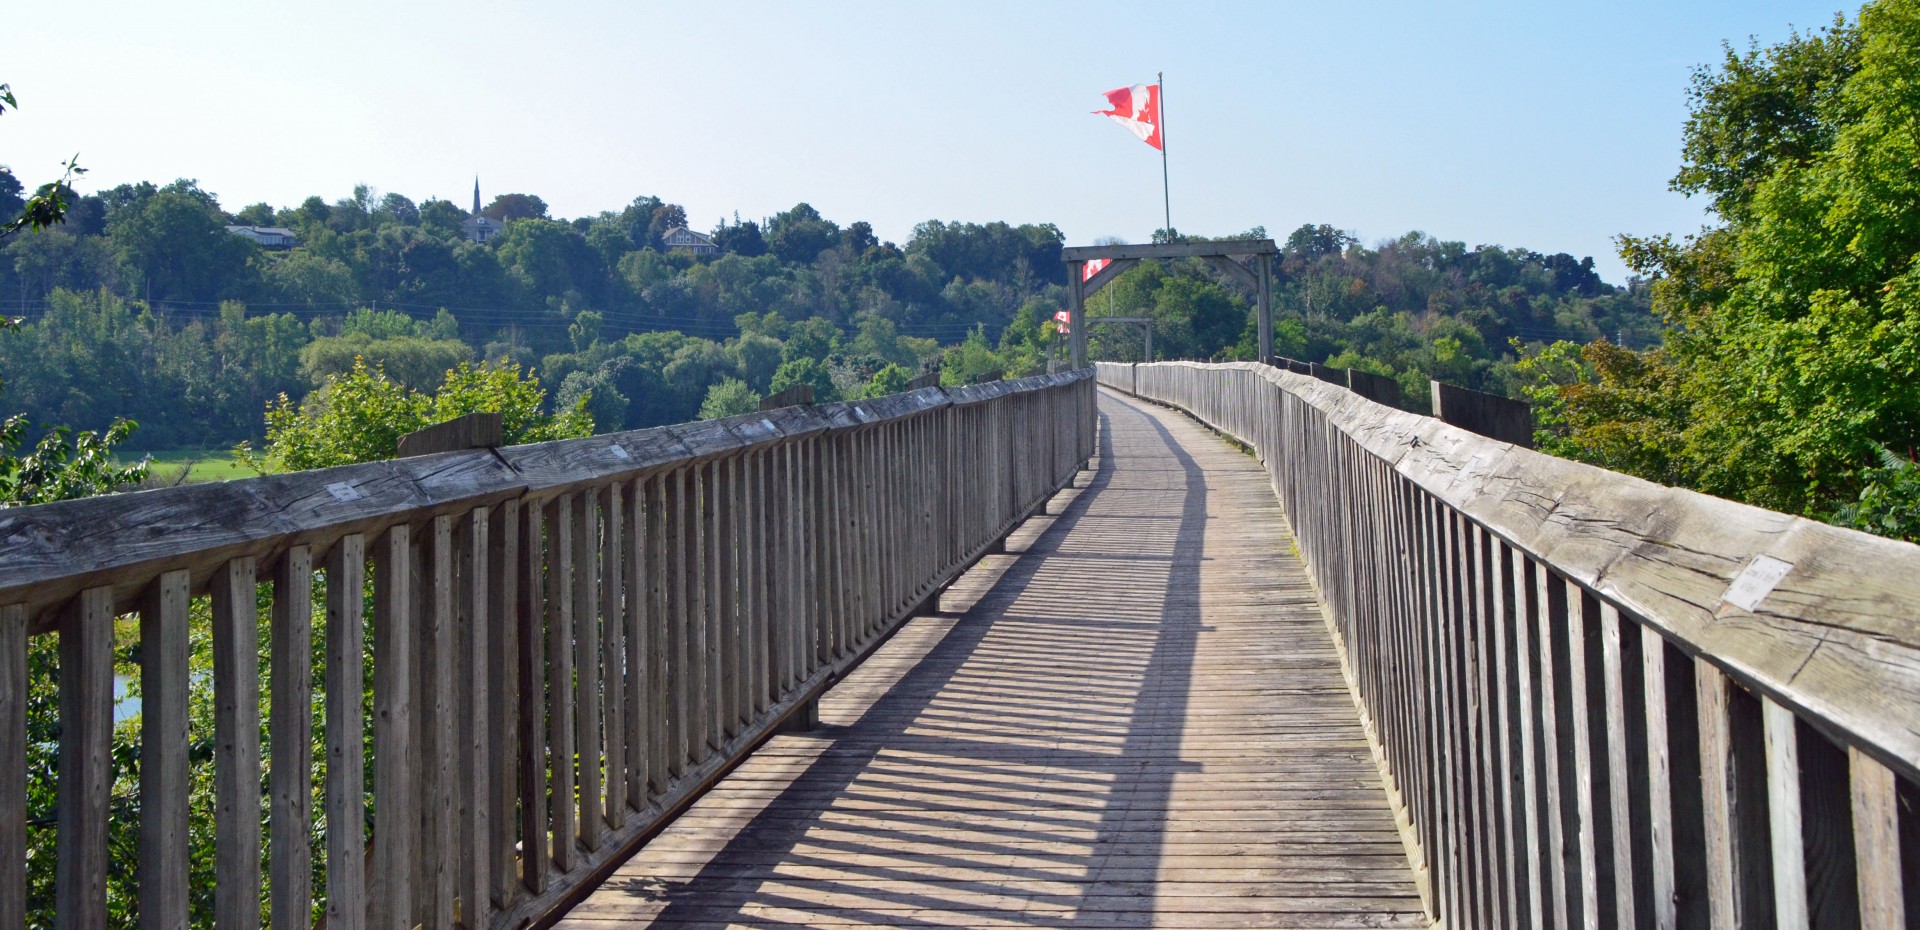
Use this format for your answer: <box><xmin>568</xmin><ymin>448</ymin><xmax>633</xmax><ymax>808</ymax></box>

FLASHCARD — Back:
<box><xmin>0</xmin><ymin>164</ymin><xmax>1652</xmax><ymax>453</ymax></box>
<box><xmin>1521</xmin><ymin>1</ymin><xmax>1920</xmax><ymax>540</ymax></box>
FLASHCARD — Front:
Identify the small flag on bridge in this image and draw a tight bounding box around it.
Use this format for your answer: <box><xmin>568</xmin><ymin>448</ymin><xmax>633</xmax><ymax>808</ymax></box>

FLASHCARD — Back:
<box><xmin>1054</xmin><ymin>310</ymin><xmax>1072</xmax><ymax>334</ymax></box>
<box><xmin>1083</xmin><ymin>258</ymin><xmax>1111</xmax><ymax>281</ymax></box>
<box><xmin>1094</xmin><ymin>84</ymin><xmax>1163</xmax><ymax>151</ymax></box>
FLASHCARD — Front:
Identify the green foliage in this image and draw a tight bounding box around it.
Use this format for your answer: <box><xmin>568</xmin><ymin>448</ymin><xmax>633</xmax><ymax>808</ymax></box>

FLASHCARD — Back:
<box><xmin>863</xmin><ymin>363</ymin><xmax>913</xmax><ymax>398</ymax></box>
<box><xmin>0</xmin><ymin>415</ymin><xmax>148</xmax><ymax>505</ymax></box>
<box><xmin>699</xmin><ymin>378</ymin><xmax>761</xmax><ymax>420</ymax></box>
<box><xmin>1831</xmin><ymin>445</ymin><xmax>1920</xmax><ymax>540</ymax></box>
<box><xmin>254</xmin><ymin>358</ymin><xmax>590</xmax><ymax>472</ymax></box>
<box><xmin>1603</xmin><ymin>0</ymin><xmax>1920</xmax><ymax>535</ymax></box>
<box><xmin>770</xmin><ymin>356</ymin><xmax>840</xmax><ymax>403</ymax></box>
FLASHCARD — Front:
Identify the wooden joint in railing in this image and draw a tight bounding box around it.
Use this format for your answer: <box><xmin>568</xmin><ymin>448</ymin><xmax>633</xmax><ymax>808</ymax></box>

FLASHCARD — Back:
<box><xmin>396</xmin><ymin>410</ymin><xmax>504</xmax><ymax>458</ymax></box>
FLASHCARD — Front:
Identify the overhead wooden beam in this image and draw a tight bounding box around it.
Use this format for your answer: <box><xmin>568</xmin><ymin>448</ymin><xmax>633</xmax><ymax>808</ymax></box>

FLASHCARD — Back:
<box><xmin>1202</xmin><ymin>255</ymin><xmax>1260</xmax><ymax>291</ymax></box>
<box><xmin>1061</xmin><ymin>238</ymin><xmax>1277</xmax><ymax>261</ymax></box>
<box><xmin>1081</xmin><ymin>257</ymin><xmax>1141</xmax><ymax>298</ymax></box>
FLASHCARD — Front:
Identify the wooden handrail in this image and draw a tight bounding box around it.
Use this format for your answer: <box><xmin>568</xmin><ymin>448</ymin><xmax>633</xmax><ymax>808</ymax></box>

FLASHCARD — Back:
<box><xmin>0</xmin><ymin>369</ymin><xmax>1097</xmax><ymax>930</ymax></box>
<box><xmin>1099</xmin><ymin>360</ymin><xmax>1919</xmax><ymax>930</ymax></box>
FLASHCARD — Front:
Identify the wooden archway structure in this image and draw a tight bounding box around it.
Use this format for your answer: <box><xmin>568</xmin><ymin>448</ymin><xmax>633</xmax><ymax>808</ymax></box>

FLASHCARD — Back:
<box><xmin>1060</xmin><ymin>238</ymin><xmax>1278</xmax><ymax>368</ymax></box>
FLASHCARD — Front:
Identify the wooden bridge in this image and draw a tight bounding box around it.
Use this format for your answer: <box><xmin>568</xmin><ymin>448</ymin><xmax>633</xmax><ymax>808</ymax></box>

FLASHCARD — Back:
<box><xmin>4</xmin><ymin>363</ymin><xmax>1918</xmax><ymax>930</ymax></box>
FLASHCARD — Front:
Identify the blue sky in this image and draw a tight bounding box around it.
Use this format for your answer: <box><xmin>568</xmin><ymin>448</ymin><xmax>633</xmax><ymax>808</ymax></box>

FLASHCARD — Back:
<box><xmin>6</xmin><ymin>1</ymin><xmax>1850</xmax><ymax>283</ymax></box>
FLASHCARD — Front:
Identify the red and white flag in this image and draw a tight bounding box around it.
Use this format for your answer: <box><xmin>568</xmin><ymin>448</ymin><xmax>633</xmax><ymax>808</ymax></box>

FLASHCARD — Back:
<box><xmin>1054</xmin><ymin>310</ymin><xmax>1072</xmax><ymax>334</ymax></box>
<box><xmin>1094</xmin><ymin>84</ymin><xmax>1163</xmax><ymax>151</ymax></box>
<box><xmin>1082</xmin><ymin>258</ymin><xmax>1111</xmax><ymax>281</ymax></box>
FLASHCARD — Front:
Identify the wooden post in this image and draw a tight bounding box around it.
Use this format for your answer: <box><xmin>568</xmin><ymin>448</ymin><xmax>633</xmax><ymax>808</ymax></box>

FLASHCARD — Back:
<box><xmin>212</xmin><ymin>561</ymin><xmax>262</xmax><ymax>930</ymax></box>
<box><xmin>1068</xmin><ymin>260</ymin><xmax>1087</xmax><ymax>369</ymax></box>
<box><xmin>139</xmin><ymin>573</ymin><xmax>191</xmax><ymax>930</ymax></box>
<box><xmin>1257</xmin><ymin>252</ymin><xmax>1273</xmax><ymax>365</ymax></box>
<box><xmin>270</xmin><ymin>547</ymin><xmax>314</xmax><ymax>930</ymax></box>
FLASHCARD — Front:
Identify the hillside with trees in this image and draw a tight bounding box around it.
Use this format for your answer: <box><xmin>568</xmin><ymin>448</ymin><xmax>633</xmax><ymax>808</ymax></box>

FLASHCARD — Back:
<box><xmin>0</xmin><ymin>170</ymin><xmax>1652</xmax><ymax>453</ymax></box>
<box><xmin>1524</xmin><ymin>1</ymin><xmax>1920</xmax><ymax>539</ymax></box>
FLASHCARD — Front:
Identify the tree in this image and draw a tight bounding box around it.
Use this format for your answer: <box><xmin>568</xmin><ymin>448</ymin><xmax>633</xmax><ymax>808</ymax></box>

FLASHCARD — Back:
<box><xmin>255</xmin><ymin>358</ymin><xmax>590</xmax><ymax>471</ymax></box>
<box><xmin>0</xmin><ymin>83</ymin><xmax>87</xmax><ymax>238</ymax></box>
<box><xmin>714</xmin><ymin>218</ymin><xmax>768</xmax><ymax>256</ymax></box>
<box><xmin>376</xmin><ymin>192</ymin><xmax>420</xmax><ymax>226</ymax></box>
<box><xmin>647</xmin><ymin>203</ymin><xmax>690</xmax><ymax>251</ymax></box>
<box><xmin>768</xmin><ymin>202</ymin><xmax>839</xmax><ymax>263</ymax></box>
<box><xmin>109</xmin><ymin>189</ymin><xmax>256</xmax><ymax>301</ymax></box>
<box><xmin>699</xmin><ymin>378</ymin><xmax>761</xmax><ymax>419</ymax></box>
<box><xmin>483</xmin><ymin>192</ymin><xmax>549</xmax><ymax>223</ymax></box>
<box><xmin>233</xmin><ymin>202</ymin><xmax>275</xmax><ymax>225</ymax></box>
<box><xmin>1612</xmin><ymin>1</ymin><xmax>1920</xmax><ymax>523</ymax></box>
<box><xmin>770</xmin><ymin>356</ymin><xmax>839</xmax><ymax>403</ymax></box>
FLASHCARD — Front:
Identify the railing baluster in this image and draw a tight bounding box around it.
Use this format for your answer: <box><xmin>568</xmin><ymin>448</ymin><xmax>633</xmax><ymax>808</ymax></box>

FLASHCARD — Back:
<box><xmin>139</xmin><ymin>572</ymin><xmax>190</xmax><ymax>930</ymax></box>
<box><xmin>213</xmin><ymin>560</ymin><xmax>262</xmax><ymax>930</ymax></box>
<box><xmin>421</xmin><ymin>514</ymin><xmax>457</xmax><ymax>929</ymax></box>
<box><xmin>603</xmin><ymin>483</ymin><xmax>628</xmax><ymax>830</ymax></box>
<box><xmin>624</xmin><ymin>478</ymin><xmax>649</xmax><ymax>812</ymax></box>
<box><xmin>1850</xmin><ymin>748</ymin><xmax>1905</xmax><ymax>927</ymax></box>
<box><xmin>270</xmin><ymin>546</ymin><xmax>314</xmax><ymax>930</ymax></box>
<box><xmin>460</xmin><ymin>505</ymin><xmax>493</xmax><ymax>927</ymax></box>
<box><xmin>56</xmin><ymin>588</ymin><xmax>114</xmax><ymax>930</ymax></box>
<box><xmin>372</xmin><ymin>526</ymin><xmax>415</xmax><ymax>930</ymax></box>
<box><xmin>325</xmin><ymin>535</ymin><xmax>367</xmax><ymax>930</ymax></box>
<box><xmin>516</xmin><ymin>502</ymin><xmax>547</xmax><ymax>895</ymax></box>
<box><xmin>573</xmin><ymin>491</ymin><xmax>602</xmax><ymax>853</ymax></box>
<box><xmin>1764</xmin><ymin>697</ymin><xmax>1809</xmax><ymax>930</ymax></box>
<box><xmin>0</xmin><ymin>603</ymin><xmax>24</xmax><ymax>930</ymax></box>
<box><xmin>546</xmin><ymin>494</ymin><xmax>577</xmax><ymax>872</ymax></box>
<box><xmin>487</xmin><ymin>501</ymin><xmax>521</xmax><ymax>912</ymax></box>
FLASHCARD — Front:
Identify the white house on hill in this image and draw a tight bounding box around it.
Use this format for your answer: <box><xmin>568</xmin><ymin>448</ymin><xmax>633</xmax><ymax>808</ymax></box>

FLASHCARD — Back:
<box><xmin>663</xmin><ymin>226</ymin><xmax>719</xmax><ymax>256</ymax></box>
<box><xmin>226</xmin><ymin>226</ymin><xmax>299</xmax><ymax>249</ymax></box>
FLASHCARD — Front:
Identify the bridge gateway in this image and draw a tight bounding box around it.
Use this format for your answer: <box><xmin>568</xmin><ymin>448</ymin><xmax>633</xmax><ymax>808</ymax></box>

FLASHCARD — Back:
<box><xmin>2</xmin><ymin>357</ymin><xmax>1916</xmax><ymax>928</ymax></box>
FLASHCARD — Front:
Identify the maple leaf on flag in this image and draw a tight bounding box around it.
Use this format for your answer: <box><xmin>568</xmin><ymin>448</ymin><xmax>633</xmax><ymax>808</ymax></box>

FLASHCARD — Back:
<box><xmin>1083</xmin><ymin>258</ymin><xmax>1112</xmax><ymax>281</ymax></box>
<box><xmin>1094</xmin><ymin>84</ymin><xmax>1162</xmax><ymax>151</ymax></box>
<box><xmin>1053</xmin><ymin>310</ymin><xmax>1072</xmax><ymax>334</ymax></box>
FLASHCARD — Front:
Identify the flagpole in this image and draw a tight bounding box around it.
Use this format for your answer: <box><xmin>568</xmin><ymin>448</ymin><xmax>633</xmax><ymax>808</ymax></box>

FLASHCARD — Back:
<box><xmin>1159</xmin><ymin>71</ymin><xmax>1171</xmax><ymax>236</ymax></box>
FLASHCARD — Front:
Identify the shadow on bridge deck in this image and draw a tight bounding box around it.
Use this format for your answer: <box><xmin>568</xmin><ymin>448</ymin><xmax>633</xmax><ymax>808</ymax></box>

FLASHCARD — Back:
<box><xmin>556</xmin><ymin>391</ymin><xmax>1426</xmax><ymax>929</ymax></box>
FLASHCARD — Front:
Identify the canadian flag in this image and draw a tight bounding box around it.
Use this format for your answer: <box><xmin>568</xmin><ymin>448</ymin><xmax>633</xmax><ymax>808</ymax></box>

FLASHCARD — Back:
<box><xmin>1082</xmin><ymin>258</ymin><xmax>1112</xmax><ymax>281</ymax></box>
<box><xmin>1094</xmin><ymin>84</ymin><xmax>1162</xmax><ymax>151</ymax></box>
<box><xmin>1054</xmin><ymin>310</ymin><xmax>1072</xmax><ymax>334</ymax></box>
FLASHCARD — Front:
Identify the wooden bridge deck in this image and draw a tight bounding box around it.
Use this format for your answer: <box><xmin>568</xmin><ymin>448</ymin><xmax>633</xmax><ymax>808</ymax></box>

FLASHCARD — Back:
<box><xmin>556</xmin><ymin>390</ymin><xmax>1427</xmax><ymax>929</ymax></box>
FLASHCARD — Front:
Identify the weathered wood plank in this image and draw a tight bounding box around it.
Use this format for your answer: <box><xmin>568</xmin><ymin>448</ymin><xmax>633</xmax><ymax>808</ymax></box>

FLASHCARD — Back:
<box><xmin>371</xmin><ymin>527</ymin><xmax>415</xmax><ymax>930</ymax></box>
<box><xmin>57</xmin><ymin>588</ymin><xmax>114</xmax><ymax>930</ymax></box>
<box><xmin>459</xmin><ymin>506</ymin><xmax>493</xmax><ymax>927</ymax></box>
<box><xmin>1764</xmin><ymin>697</ymin><xmax>1809</xmax><ymax>930</ymax></box>
<box><xmin>548</xmin><ymin>494</ymin><xmax>578</xmax><ymax>871</ymax></box>
<box><xmin>324</xmin><ymin>535</ymin><xmax>368</xmax><ymax>930</ymax></box>
<box><xmin>516</xmin><ymin>502</ymin><xmax>547</xmax><ymax>895</ymax></box>
<box><xmin>557</xmin><ymin>389</ymin><xmax>1421</xmax><ymax>929</ymax></box>
<box><xmin>212</xmin><ymin>560</ymin><xmax>263</xmax><ymax>930</ymax></box>
<box><xmin>574</xmin><ymin>491</ymin><xmax>603</xmax><ymax>852</ymax></box>
<box><xmin>270</xmin><ymin>546</ymin><xmax>314</xmax><ymax>930</ymax></box>
<box><xmin>602</xmin><ymin>483</ymin><xmax>628</xmax><ymax>830</ymax></box>
<box><xmin>1850</xmin><ymin>748</ymin><xmax>1905</xmax><ymax>928</ymax></box>
<box><xmin>0</xmin><ymin>603</ymin><xmax>25</xmax><ymax>930</ymax></box>
<box><xmin>418</xmin><ymin>514</ymin><xmax>457</xmax><ymax>930</ymax></box>
<box><xmin>487</xmin><ymin>502</ymin><xmax>519</xmax><ymax>910</ymax></box>
<box><xmin>136</xmin><ymin>573</ymin><xmax>190</xmax><ymax>930</ymax></box>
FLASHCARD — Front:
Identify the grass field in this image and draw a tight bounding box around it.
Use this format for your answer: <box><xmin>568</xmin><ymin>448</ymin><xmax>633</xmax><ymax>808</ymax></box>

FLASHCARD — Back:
<box><xmin>130</xmin><ymin>448</ymin><xmax>259</xmax><ymax>484</ymax></box>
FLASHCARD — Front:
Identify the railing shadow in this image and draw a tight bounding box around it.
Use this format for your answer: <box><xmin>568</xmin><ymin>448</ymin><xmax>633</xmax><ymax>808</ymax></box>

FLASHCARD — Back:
<box><xmin>614</xmin><ymin>397</ymin><xmax>1209</xmax><ymax>927</ymax></box>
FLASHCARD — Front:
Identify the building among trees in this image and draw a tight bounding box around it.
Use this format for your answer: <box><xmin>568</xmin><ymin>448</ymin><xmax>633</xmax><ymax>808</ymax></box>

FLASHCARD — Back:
<box><xmin>662</xmin><ymin>225</ymin><xmax>719</xmax><ymax>256</ymax></box>
<box><xmin>224</xmin><ymin>225</ymin><xmax>298</xmax><ymax>249</ymax></box>
<box><xmin>461</xmin><ymin>177</ymin><xmax>504</xmax><ymax>243</ymax></box>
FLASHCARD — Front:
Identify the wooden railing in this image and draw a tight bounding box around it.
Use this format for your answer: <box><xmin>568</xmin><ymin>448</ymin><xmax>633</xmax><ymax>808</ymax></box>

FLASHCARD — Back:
<box><xmin>0</xmin><ymin>369</ymin><xmax>1096</xmax><ymax>930</ymax></box>
<box><xmin>1099</xmin><ymin>361</ymin><xmax>1920</xmax><ymax>930</ymax></box>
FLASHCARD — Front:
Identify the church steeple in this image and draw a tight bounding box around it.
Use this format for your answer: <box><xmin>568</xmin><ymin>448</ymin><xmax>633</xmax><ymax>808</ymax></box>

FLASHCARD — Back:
<box><xmin>473</xmin><ymin>177</ymin><xmax>481</xmax><ymax>217</ymax></box>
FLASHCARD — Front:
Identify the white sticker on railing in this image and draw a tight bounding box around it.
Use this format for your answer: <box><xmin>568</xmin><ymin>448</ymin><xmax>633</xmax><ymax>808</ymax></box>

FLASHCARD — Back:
<box><xmin>609</xmin><ymin>445</ymin><xmax>631</xmax><ymax>460</ymax></box>
<box><xmin>1723</xmin><ymin>555</ymin><xmax>1793</xmax><ymax>612</ymax></box>
<box><xmin>325</xmin><ymin>482</ymin><xmax>363</xmax><ymax>503</ymax></box>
